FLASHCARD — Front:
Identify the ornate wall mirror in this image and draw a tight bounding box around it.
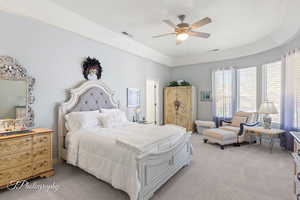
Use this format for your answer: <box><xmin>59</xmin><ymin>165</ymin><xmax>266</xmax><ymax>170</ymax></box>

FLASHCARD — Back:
<box><xmin>0</xmin><ymin>56</ymin><xmax>35</xmax><ymax>133</ymax></box>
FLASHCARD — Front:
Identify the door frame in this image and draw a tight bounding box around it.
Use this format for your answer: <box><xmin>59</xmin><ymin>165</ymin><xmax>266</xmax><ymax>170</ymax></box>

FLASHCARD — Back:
<box><xmin>146</xmin><ymin>79</ymin><xmax>160</xmax><ymax>124</ymax></box>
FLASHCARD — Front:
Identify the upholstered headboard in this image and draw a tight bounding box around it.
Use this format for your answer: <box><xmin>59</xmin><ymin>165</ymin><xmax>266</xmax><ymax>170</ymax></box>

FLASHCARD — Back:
<box><xmin>57</xmin><ymin>80</ymin><xmax>119</xmax><ymax>160</ymax></box>
<box><xmin>72</xmin><ymin>87</ymin><xmax>117</xmax><ymax>112</ymax></box>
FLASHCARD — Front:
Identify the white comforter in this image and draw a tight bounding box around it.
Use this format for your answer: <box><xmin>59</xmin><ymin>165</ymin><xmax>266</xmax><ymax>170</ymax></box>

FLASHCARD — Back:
<box><xmin>66</xmin><ymin>123</ymin><xmax>186</xmax><ymax>200</ymax></box>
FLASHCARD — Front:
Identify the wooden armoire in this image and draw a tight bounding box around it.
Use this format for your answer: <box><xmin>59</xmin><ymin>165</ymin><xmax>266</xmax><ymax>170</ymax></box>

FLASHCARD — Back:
<box><xmin>164</xmin><ymin>86</ymin><xmax>196</xmax><ymax>131</ymax></box>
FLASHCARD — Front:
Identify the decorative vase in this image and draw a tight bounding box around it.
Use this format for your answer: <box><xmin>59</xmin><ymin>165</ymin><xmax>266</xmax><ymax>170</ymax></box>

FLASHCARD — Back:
<box><xmin>262</xmin><ymin>114</ymin><xmax>272</xmax><ymax>129</ymax></box>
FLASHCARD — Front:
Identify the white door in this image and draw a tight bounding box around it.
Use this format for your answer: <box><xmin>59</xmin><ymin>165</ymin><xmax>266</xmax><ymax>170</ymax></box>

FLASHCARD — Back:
<box><xmin>146</xmin><ymin>80</ymin><xmax>159</xmax><ymax>124</ymax></box>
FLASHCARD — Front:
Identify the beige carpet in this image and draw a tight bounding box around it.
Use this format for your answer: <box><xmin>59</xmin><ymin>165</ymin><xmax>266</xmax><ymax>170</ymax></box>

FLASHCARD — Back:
<box><xmin>0</xmin><ymin>135</ymin><xmax>294</xmax><ymax>200</ymax></box>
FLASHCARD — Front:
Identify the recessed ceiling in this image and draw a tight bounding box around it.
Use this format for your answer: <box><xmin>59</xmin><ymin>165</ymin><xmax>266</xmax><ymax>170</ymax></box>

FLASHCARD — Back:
<box><xmin>2</xmin><ymin>0</ymin><xmax>300</xmax><ymax>67</ymax></box>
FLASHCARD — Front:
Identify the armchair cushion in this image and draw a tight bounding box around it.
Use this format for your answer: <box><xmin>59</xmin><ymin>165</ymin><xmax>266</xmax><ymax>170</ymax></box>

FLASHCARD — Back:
<box><xmin>231</xmin><ymin>116</ymin><xmax>248</xmax><ymax>127</ymax></box>
<box><xmin>235</xmin><ymin>111</ymin><xmax>258</xmax><ymax>123</ymax></box>
<box><xmin>219</xmin><ymin>126</ymin><xmax>240</xmax><ymax>134</ymax></box>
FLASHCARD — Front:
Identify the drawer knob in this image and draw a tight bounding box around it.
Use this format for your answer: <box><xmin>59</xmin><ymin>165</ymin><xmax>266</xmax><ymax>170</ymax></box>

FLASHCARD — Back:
<box><xmin>298</xmin><ymin>149</ymin><xmax>300</xmax><ymax>156</ymax></box>
<box><xmin>297</xmin><ymin>173</ymin><xmax>300</xmax><ymax>181</ymax></box>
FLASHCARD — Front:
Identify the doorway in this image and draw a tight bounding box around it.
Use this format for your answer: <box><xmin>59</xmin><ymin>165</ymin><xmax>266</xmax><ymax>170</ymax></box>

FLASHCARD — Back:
<box><xmin>146</xmin><ymin>80</ymin><xmax>159</xmax><ymax>124</ymax></box>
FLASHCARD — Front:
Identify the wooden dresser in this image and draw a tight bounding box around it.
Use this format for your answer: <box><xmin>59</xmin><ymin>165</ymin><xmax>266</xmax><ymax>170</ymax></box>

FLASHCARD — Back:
<box><xmin>0</xmin><ymin>128</ymin><xmax>54</xmax><ymax>188</ymax></box>
<box><xmin>164</xmin><ymin>86</ymin><xmax>196</xmax><ymax>132</ymax></box>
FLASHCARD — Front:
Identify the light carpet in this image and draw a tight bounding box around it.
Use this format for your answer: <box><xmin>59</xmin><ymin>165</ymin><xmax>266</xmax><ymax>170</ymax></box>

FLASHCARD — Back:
<box><xmin>0</xmin><ymin>135</ymin><xmax>294</xmax><ymax>200</ymax></box>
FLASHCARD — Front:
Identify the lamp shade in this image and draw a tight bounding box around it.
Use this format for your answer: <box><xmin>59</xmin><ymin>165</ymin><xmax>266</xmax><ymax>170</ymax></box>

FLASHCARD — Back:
<box><xmin>258</xmin><ymin>101</ymin><xmax>278</xmax><ymax>114</ymax></box>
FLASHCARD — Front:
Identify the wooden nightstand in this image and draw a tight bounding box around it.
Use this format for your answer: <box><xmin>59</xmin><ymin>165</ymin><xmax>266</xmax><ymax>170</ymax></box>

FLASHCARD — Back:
<box><xmin>0</xmin><ymin>128</ymin><xmax>54</xmax><ymax>188</ymax></box>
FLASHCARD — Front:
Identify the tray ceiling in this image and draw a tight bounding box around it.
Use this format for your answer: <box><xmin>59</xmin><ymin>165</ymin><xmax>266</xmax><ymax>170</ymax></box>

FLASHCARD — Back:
<box><xmin>1</xmin><ymin>0</ymin><xmax>300</xmax><ymax>66</ymax></box>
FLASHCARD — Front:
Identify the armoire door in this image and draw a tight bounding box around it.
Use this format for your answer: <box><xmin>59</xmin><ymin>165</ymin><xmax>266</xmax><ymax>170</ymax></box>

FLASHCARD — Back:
<box><xmin>176</xmin><ymin>87</ymin><xmax>192</xmax><ymax>130</ymax></box>
<box><xmin>164</xmin><ymin>87</ymin><xmax>177</xmax><ymax>125</ymax></box>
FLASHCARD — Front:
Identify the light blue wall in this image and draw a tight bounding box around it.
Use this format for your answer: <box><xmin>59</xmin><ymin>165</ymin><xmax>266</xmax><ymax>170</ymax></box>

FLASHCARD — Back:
<box><xmin>171</xmin><ymin>32</ymin><xmax>300</xmax><ymax>120</ymax></box>
<box><xmin>0</xmin><ymin>11</ymin><xmax>171</xmax><ymax>155</ymax></box>
<box><xmin>1</xmin><ymin>9</ymin><xmax>300</xmax><ymax>154</ymax></box>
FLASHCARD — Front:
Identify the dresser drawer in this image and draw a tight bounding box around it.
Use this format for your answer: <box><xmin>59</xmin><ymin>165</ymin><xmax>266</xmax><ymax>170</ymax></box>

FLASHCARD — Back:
<box><xmin>0</xmin><ymin>163</ymin><xmax>32</xmax><ymax>186</ymax></box>
<box><xmin>0</xmin><ymin>150</ymin><xmax>32</xmax><ymax>171</ymax></box>
<box><xmin>33</xmin><ymin>146</ymin><xmax>51</xmax><ymax>161</ymax></box>
<box><xmin>33</xmin><ymin>159</ymin><xmax>52</xmax><ymax>175</ymax></box>
<box><xmin>0</xmin><ymin>136</ymin><xmax>32</xmax><ymax>156</ymax></box>
<box><xmin>33</xmin><ymin>134</ymin><xmax>51</xmax><ymax>148</ymax></box>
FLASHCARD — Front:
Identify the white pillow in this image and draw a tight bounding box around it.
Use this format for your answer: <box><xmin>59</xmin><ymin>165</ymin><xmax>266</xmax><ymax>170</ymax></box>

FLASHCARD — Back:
<box><xmin>99</xmin><ymin>109</ymin><xmax>129</xmax><ymax>128</ymax></box>
<box><xmin>98</xmin><ymin>113</ymin><xmax>115</xmax><ymax>128</ymax></box>
<box><xmin>102</xmin><ymin>109</ymin><xmax>128</xmax><ymax>123</ymax></box>
<box><xmin>101</xmin><ymin>108</ymin><xmax>119</xmax><ymax>113</ymax></box>
<box><xmin>65</xmin><ymin>110</ymin><xmax>101</xmax><ymax>132</ymax></box>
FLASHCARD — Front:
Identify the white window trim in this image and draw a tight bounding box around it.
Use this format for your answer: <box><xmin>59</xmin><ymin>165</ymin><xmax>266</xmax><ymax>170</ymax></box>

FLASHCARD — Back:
<box><xmin>213</xmin><ymin>61</ymin><xmax>282</xmax><ymax>124</ymax></box>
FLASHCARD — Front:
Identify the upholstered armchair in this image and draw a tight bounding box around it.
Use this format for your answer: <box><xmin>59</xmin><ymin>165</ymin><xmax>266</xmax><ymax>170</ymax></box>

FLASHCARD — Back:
<box><xmin>220</xmin><ymin>112</ymin><xmax>259</xmax><ymax>145</ymax></box>
<box><xmin>203</xmin><ymin>112</ymin><xmax>259</xmax><ymax>149</ymax></box>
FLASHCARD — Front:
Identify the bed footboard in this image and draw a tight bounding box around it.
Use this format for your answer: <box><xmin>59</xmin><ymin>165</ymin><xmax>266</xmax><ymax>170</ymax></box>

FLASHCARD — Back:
<box><xmin>136</xmin><ymin>134</ymin><xmax>192</xmax><ymax>200</ymax></box>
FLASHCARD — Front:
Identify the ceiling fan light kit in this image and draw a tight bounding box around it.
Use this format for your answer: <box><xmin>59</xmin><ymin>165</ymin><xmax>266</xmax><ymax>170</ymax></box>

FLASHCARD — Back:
<box><xmin>177</xmin><ymin>32</ymin><xmax>189</xmax><ymax>41</ymax></box>
<box><xmin>153</xmin><ymin>14</ymin><xmax>212</xmax><ymax>45</ymax></box>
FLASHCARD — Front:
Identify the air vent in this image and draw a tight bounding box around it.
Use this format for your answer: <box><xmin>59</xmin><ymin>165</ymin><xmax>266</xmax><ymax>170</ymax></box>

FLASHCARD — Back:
<box><xmin>121</xmin><ymin>31</ymin><xmax>133</xmax><ymax>38</ymax></box>
<box><xmin>210</xmin><ymin>49</ymin><xmax>220</xmax><ymax>52</ymax></box>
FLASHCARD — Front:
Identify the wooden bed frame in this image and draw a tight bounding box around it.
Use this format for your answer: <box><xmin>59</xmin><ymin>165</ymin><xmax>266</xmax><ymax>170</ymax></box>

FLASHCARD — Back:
<box><xmin>58</xmin><ymin>80</ymin><xmax>192</xmax><ymax>200</ymax></box>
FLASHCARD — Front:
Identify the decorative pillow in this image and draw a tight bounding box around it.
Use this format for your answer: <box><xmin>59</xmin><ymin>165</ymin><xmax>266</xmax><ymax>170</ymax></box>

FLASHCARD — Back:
<box><xmin>65</xmin><ymin>110</ymin><xmax>101</xmax><ymax>132</ymax></box>
<box><xmin>231</xmin><ymin>116</ymin><xmax>248</xmax><ymax>127</ymax></box>
<box><xmin>98</xmin><ymin>113</ymin><xmax>115</xmax><ymax>128</ymax></box>
<box><xmin>99</xmin><ymin>109</ymin><xmax>129</xmax><ymax>127</ymax></box>
<box><xmin>102</xmin><ymin>109</ymin><xmax>128</xmax><ymax>123</ymax></box>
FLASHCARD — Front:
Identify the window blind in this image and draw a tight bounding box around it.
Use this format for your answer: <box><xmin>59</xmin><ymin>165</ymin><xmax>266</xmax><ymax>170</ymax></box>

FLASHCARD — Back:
<box><xmin>262</xmin><ymin>61</ymin><xmax>282</xmax><ymax>123</ymax></box>
<box><xmin>237</xmin><ymin>67</ymin><xmax>257</xmax><ymax>112</ymax></box>
<box><xmin>213</xmin><ymin>69</ymin><xmax>234</xmax><ymax>118</ymax></box>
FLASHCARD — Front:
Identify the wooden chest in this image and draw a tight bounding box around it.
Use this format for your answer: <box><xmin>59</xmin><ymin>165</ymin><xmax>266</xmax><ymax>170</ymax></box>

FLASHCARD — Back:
<box><xmin>0</xmin><ymin>128</ymin><xmax>54</xmax><ymax>188</ymax></box>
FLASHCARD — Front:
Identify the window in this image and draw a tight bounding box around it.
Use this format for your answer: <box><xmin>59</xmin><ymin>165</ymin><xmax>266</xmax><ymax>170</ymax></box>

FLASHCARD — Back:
<box><xmin>237</xmin><ymin>67</ymin><xmax>257</xmax><ymax>112</ymax></box>
<box><xmin>213</xmin><ymin>69</ymin><xmax>234</xmax><ymax>118</ymax></box>
<box><xmin>262</xmin><ymin>61</ymin><xmax>282</xmax><ymax>123</ymax></box>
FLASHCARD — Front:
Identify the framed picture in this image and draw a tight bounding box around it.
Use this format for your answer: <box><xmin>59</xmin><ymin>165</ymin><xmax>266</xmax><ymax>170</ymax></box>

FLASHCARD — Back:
<box><xmin>200</xmin><ymin>90</ymin><xmax>212</xmax><ymax>102</ymax></box>
<box><xmin>127</xmin><ymin>88</ymin><xmax>141</xmax><ymax>108</ymax></box>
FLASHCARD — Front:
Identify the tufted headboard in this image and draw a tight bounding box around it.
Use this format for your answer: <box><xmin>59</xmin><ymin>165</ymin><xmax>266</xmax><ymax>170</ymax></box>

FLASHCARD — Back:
<box><xmin>72</xmin><ymin>87</ymin><xmax>117</xmax><ymax>112</ymax></box>
<box><xmin>58</xmin><ymin>80</ymin><xmax>119</xmax><ymax>160</ymax></box>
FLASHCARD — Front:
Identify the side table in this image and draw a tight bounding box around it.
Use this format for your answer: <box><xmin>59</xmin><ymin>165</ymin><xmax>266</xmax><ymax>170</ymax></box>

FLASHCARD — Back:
<box><xmin>245</xmin><ymin>127</ymin><xmax>285</xmax><ymax>153</ymax></box>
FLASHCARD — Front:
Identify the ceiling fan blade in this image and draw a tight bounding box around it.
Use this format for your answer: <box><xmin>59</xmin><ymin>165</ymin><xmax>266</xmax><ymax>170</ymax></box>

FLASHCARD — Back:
<box><xmin>176</xmin><ymin>39</ymin><xmax>183</xmax><ymax>45</ymax></box>
<box><xmin>191</xmin><ymin>17</ymin><xmax>212</xmax><ymax>29</ymax></box>
<box><xmin>163</xmin><ymin>19</ymin><xmax>177</xmax><ymax>29</ymax></box>
<box><xmin>152</xmin><ymin>33</ymin><xmax>175</xmax><ymax>38</ymax></box>
<box><xmin>189</xmin><ymin>31</ymin><xmax>210</xmax><ymax>38</ymax></box>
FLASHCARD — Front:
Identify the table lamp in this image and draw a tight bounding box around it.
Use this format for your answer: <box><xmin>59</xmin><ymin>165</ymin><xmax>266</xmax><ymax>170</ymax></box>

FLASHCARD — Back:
<box><xmin>258</xmin><ymin>101</ymin><xmax>278</xmax><ymax>129</ymax></box>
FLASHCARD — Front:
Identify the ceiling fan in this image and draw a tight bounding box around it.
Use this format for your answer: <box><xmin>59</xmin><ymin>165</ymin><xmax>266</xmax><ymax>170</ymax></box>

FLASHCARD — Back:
<box><xmin>153</xmin><ymin>15</ymin><xmax>212</xmax><ymax>45</ymax></box>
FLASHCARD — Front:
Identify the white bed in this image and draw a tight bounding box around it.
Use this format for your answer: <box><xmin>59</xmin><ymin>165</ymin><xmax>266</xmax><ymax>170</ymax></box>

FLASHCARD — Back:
<box><xmin>58</xmin><ymin>80</ymin><xmax>192</xmax><ymax>200</ymax></box>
